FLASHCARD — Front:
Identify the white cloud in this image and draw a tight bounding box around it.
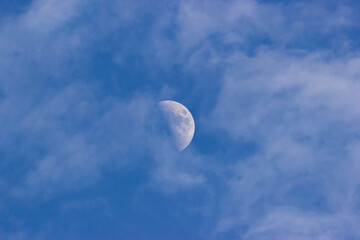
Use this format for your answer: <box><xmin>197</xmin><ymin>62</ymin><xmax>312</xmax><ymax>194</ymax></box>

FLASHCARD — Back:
<box><xmin>208</xmin><ymin>46</ymin><xmax>360</xmax><ymax>240</ymax></box>
<box><xmin>243</xmin><ymin>209</ymin><xmax>360</xmax><ymax>240</ymax></box>
<box><xmin>22</xmin><ymin>0</ymin><xmax>83</xmax><ymax>32</ymax></box>
<box><xmin>0</xmin><ymin>0</ymin><xmax>360</xmax><ymax>238</ymax></box>
<box><xmin>150</xmin><ymin>146</ymin><xmax>206</xmax><ymax>193</ymax></box>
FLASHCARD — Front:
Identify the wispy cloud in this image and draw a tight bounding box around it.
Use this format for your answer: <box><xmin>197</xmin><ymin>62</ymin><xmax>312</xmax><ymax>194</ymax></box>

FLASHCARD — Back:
<box><xmin>206</xmin><ymin>22</ymin><xmax>360</xmax><ymax>240</ymax></box>
<box><xmin>0</xmin><ymin>0</ymin><xmax>360</xmax><ymax>239</ymax></box>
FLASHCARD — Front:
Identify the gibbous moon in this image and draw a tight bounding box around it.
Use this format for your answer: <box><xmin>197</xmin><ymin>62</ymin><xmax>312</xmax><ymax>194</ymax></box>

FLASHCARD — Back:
<box><xmin>158</xmin><ymin>100</ymin><xmax>195</xmax><ymax>151</ymax></box>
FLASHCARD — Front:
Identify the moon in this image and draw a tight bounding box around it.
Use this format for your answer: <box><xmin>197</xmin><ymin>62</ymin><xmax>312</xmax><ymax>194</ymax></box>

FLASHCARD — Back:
<box><xmin>158</xmin><ymin>100</ymin><xmax>195</xmax><ymax>151</ymax></box>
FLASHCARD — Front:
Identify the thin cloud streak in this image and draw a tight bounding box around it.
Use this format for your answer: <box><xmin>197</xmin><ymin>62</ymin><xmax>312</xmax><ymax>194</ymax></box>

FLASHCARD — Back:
<box><xmin>0</xmin><ymin>0</ymin><xmax>360</xmax><ymax>239</ymax></box>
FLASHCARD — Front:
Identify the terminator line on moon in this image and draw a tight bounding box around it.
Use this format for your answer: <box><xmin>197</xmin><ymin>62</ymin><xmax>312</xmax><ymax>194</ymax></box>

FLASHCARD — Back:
<box><xmin>158</xmin><ymin>100</ymin><xmax>195</xmax><ymax>151</ymax></box>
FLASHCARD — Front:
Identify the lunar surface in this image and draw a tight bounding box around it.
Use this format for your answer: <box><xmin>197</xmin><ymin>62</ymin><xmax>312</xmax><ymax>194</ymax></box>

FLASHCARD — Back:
<box><xmin>158</xmin><ymin>100</ymin><xmax>195</xmax><ymax>151</ymax></box>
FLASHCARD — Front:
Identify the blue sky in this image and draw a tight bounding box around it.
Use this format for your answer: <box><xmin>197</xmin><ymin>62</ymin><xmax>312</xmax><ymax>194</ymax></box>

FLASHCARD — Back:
<box><xmin>1</xmin><ymin>0</ymin><xmax>360</xmax><ymax>239</ymax></box>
